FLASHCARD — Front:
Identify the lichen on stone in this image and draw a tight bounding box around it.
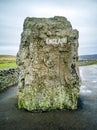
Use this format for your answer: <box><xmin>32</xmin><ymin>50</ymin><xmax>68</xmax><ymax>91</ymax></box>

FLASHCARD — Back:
<box><xmin>17</xmin><ymin>16</ymin><xmax>80</xmax><ymax>111</ymax></box>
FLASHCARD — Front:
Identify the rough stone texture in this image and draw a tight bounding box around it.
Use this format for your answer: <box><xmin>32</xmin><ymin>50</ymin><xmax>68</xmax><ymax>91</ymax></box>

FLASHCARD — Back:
<box><xmin>17</xmin><ymin>16</ymin><xmax>80</xmax><ymax>111</ymax></box>
<box><xmin>0</xmin><ymin>68</ymin><xmax>19</xmax><ymax>92</ymax></box>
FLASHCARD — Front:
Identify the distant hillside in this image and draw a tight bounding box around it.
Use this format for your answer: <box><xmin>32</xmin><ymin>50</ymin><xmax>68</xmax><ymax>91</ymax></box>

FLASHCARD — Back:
<box><xmin>79</xmin><ymin>54</ymin><xmax>97</xmax><ymax>61</ymax></box>
<box><xmin>0</xmin><ymin>55</ymin><xmax>16</xmax><ymax>69</ymax></box>
<box><xmin>0</xmin><ymin>54</ymin><xmax>16</xmax><ymax>59</ymax></box>
<box><xmin>79</xmin><ymin>54</ymin><xmax>97</xmax><ymax>66</ymax></box>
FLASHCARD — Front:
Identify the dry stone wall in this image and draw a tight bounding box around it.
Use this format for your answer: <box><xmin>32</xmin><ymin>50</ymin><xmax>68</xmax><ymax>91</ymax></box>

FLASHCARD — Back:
<box><xmin>0</xmin><ymin>68</ymin><xmax>18</xmax><ymax>92</ymax></box>
<box><xmin>17</xmin><ymin>16</ymin><xmax>80</xmax><ymax>111</ymax></box>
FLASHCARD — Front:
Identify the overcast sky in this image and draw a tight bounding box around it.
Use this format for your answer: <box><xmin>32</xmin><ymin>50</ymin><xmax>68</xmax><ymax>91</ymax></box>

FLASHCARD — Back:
<box><xmin>0</xmin><ymin>0</ymin><xmax>97</xmax><ymax>55</ymax></box>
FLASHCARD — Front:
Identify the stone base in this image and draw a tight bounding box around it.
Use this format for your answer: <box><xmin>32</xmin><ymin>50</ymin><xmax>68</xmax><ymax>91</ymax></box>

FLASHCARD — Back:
<box><xmin>18</xmin><ymin>85</ymin><xmax>79</xmax><ymax>111</ymax></box>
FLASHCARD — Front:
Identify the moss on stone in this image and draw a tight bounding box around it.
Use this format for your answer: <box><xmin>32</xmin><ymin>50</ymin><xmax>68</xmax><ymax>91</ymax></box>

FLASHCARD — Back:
<box><xmin>18</xmin><ymin>84</ymin><xmax>78</xmax><ymax>111</ymax></box>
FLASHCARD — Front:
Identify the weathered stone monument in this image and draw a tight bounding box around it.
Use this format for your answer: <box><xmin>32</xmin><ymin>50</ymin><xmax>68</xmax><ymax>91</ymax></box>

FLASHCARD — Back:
<box><xmin>17</xmin><ymin>16</ymin><xmax>80</xmax><ymax>111</ymax></box>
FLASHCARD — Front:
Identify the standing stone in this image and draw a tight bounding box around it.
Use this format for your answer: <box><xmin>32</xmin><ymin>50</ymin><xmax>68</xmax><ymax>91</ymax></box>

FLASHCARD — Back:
<box><xmin>17</xmin><ymin>16</ymin><xmax>80</xmax><ymax>111</ymax></box>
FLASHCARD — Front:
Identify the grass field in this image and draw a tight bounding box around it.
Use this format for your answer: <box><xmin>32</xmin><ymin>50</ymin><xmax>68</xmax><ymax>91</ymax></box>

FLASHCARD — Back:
<box><xmin>78</xmin><ymin>60</ymin><xmax>97</xmax><ymax>66</ymax></box>
<box><xmin>0</xmin><ymin>55</ymin><xmax>17</xmax><ymax>69</ymax></box>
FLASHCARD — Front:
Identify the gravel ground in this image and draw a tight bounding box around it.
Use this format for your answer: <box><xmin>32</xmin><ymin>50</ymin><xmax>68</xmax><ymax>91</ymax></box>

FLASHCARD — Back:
<box><xmin>0</xmin><ymin>65</ymin><xmax>97</xmax><ymax>130</ymax></box>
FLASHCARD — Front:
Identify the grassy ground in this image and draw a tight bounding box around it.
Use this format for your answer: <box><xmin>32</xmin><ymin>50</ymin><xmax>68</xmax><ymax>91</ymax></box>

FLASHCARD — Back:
<box><xmin>78</xmin><ymin>60</ymin><xmax>97</xmax><ymax>66</ymax></box>
<box><xmin>0</xmin><ymin>55</ymin><xmax>17</xmax><ymax>69</ymax></box>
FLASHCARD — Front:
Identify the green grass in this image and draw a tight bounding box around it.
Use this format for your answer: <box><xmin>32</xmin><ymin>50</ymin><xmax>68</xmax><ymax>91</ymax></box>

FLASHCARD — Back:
<box><xmin>78</xmin><ymin>60</ymin><xmax>97</xmax><ymax>66</ymax></box>
<box><xmin>88</xmin><ymin>61</ymin><xmax>97</xmax><ymax>65</ymax></box>
<box><xmin>0</xmin><ymin>55</ymin><xmax>17</xmax><ymax>69</ymax></box>
<box><xmin>0</xmin><ymin>62</ymin><xmax>17</xmax><ymax>69</ymax></box>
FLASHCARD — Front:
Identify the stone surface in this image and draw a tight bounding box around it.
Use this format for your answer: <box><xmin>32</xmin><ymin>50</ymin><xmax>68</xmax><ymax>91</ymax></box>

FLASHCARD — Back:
<box><xmin>17</xmin><ymin>16</ymin><xmax>80</xmax><ymax>111</ymax></box>
<box><xmin>0</xmin><ymin>68</ymin><xmax>18</xmax><ymax>92</ymax></box>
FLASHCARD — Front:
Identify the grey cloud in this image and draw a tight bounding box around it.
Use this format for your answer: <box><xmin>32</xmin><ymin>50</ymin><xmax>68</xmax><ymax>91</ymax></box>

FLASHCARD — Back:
<box><xmin>0</xmin><ymin>0</ymin><xmax>97</xmax><ymax>55</ymax></box>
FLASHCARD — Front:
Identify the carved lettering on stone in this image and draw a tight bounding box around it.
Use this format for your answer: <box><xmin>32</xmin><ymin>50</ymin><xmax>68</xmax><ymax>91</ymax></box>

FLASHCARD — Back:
<box><xmin>46</xmin><ymin>37</ymin><xmax>67</xmax><ymax>44</ymax></box>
